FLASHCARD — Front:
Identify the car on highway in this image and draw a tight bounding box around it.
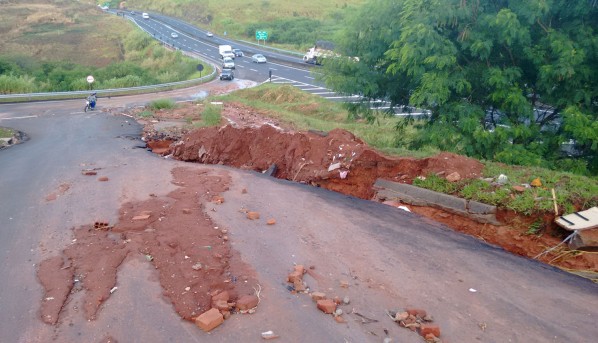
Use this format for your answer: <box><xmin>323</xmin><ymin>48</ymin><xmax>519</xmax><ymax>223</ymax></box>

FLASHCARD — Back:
<box><xmin>219</xmin><ymin>69</ymin><xmax>234</xmax><ymax>81</ymax></box>
<box><xmin>232</xmin><ymin>49</ymin><xmax>244</xmax><ymax>57</ymax></box>
<box><xmin>142</xmin><ymin>12</ymin><xmax>149</xmax><ymax>19</ymax></box>
<box><xmin>251</xmin><ymin>54</ymin><xmax>267</xmax><ymax>63</ymax></box>
<box><xmin>171</xmin><ymin>32</ymin><xmax>179</xmax><ymax>38</ymax></box>
<box><xmin>222</xmin><ymin>57</ymin><xmax>235</xmax><ymax>69</ymax></box>
<box><xmin>206</xmin><ymin>31</ymin><xmax>213</xmax><ymax>37</ymax></box>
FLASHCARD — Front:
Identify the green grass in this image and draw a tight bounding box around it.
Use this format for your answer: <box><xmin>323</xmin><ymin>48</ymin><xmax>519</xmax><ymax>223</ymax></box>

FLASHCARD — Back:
<box><xmin>198</xmin><ymin>104</ymin><xmax>223</xmax><ymax>127</ymax></box>
<box><xmin>148</xmin><ymin>98</ymin><xmax>177</xmax><ymax>110</ymax></box>
<box><xmin>138</xmin><ymin>110</ymin><xmax>154</xmax><ymax>118</ymax></box>
<box><xmin>0</xmin><ymin>127</ymin><xmax>14</xmax><ymax>139</ymax></box>
<box><xmin>214</xmin><ymin>83</ymin><xmax>598</xmax><ymax>215</ymax></box>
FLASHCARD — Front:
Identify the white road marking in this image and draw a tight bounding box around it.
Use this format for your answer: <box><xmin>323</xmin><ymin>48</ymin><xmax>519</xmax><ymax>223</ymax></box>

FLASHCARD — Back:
<box><xmin>312</xmin><ymin>91</ymin><xmax>336</xmax><ymax>95</ymax></box>
<box><xmin>0</xmin><ymin>115</ymin><xmax>38</xmax><ymax>120</ymax></box>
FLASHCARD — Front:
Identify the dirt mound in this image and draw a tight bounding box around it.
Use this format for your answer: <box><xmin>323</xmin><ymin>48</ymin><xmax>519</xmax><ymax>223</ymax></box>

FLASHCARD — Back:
<box><xmin>171</xmin><ymin>125</ymin><xmax>483</xmax><ymax>199</ymax></box>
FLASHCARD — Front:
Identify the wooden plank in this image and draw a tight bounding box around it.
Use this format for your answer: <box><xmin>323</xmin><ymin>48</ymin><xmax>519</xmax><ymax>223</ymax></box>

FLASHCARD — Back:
<box><xmin>556</xmin><ymin>207</ymin><xmax>598</xmax><ymax>231</ymax></box>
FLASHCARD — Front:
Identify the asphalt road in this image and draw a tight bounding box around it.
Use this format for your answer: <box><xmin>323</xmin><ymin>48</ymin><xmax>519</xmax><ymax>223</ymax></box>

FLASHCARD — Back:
<box><xmin>0</xmin><ymin>88</ymin><xmax>597</xmax><ymax>342</ymax></box>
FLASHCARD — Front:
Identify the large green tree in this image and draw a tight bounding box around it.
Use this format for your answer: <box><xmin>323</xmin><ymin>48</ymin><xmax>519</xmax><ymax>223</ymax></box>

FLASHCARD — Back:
<box><xmin>323</xmin><ymin>0</ymin><xmax>598</xmax><ymax>175</ymax></box>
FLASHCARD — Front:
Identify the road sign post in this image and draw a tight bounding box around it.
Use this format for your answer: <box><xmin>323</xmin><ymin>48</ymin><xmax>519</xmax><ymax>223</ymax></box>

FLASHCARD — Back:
<box><xmin>255</xmin><ymin>31</ymin><xmax>268</xmax><ymax>45</ymax></box>
<box><xmin>86</xmin><ymin>75</ymin><xmax>95</xmax><ymax>91</ymax></box>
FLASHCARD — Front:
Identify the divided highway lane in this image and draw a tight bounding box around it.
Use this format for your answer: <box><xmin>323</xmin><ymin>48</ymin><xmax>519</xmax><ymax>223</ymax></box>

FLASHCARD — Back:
<box><xmin>111</xmin><ymin>10</ymin><xmax>419</xmax><ymax>114</ymax></box>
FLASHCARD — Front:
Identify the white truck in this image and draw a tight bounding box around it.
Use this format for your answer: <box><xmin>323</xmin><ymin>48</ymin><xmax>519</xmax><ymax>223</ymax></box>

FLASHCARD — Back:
<box><xmin>303</xmin><ymin>40</ymin><xmax>336</xmax><ymax>65</ymax></box>
<box><xmin>218</xmin><ymin>45</ymin><xmax>235</xmax><ymax>59</ymax></box>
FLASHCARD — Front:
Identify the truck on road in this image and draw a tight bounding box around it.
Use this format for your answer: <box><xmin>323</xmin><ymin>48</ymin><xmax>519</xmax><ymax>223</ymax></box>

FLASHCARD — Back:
<box><xmin>219</xmin><ymin>45</ymin><xmax>235</xmax><ymax>59</ymax></box>
<box><xmin>303</xmin><ymin>40</ymin><xmax>336</xmax><ymax>65</ymax></box>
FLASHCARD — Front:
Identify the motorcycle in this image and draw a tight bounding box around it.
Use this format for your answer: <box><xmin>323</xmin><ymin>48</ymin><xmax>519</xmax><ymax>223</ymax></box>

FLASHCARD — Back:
<box><xmin>84</xmin><ymin>99</ymin><xmax>96</xmax><ymax>112</ymax></box>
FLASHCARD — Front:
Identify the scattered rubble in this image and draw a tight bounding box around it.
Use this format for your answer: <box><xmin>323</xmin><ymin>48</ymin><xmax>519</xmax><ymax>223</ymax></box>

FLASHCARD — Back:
<box><xmin>387</xmin><ymin>308</ymin><xmax>442</xmax><ymax>342</ymax></box>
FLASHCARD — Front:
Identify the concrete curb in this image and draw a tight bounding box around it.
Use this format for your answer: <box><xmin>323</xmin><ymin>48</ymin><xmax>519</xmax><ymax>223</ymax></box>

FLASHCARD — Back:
<box><xmin>374</xmin><ymin>179</ymin><xmax>502</xmax><ymax>225</ymax></box>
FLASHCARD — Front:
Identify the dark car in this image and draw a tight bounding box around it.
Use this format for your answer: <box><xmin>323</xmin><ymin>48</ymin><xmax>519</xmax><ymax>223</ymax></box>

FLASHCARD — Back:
<box><xmin>219</xmin><ymin>69</ymin><xmax>234</xmax><ymax>81</ymax></box>
<box><xmin>232</xmin><ymin>49</ymin><xmax>244</xmax><ymax>57</ymax></box>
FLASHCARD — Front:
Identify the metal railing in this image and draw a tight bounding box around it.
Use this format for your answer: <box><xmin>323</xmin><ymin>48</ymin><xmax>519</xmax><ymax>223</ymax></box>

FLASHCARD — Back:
<box><xmin>0</xmin><ymin>17</ymin><xmax>217</xmax><ymax>103</ymax></box>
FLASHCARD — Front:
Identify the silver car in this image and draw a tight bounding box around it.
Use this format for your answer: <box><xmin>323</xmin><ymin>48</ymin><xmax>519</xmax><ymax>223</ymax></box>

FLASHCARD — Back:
<box><xmin>251</xmin><ymin>54</ymin><xmax>267</xmax><ymax>63</ymax></box>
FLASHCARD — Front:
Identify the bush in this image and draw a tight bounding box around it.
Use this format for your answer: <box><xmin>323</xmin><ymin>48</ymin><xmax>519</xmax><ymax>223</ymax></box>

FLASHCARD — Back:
<box><xmin>148</xmin><ymin>98</ymin><xmax>177</xmax><ymax>110</ymax></box>
<box><xmin>0</xmin><ymin>74</ymin><xmax>36</xmax><ymax>94</ymax></box>
<box><xmin>200</xmin><ymin>104</ymin><xmax>222</xmax><ymax>126</ymax></box>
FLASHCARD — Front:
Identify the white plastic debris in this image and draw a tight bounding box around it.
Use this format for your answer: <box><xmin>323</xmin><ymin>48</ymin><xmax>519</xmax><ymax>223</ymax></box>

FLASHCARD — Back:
<box><xmin>469</xmin><ymin>288</ymin><xmax>477</xmax><ymax>293</ymax></box>
<box><xmin>328</xmin><ymin>162</ymin><xmax>341</xmax><ymax>172</ymax></box>
<box><xmin>398</xmin><ymin>206</ymin><xmax>411</xmax><ymax>212</ymax></box>
<box><xmin>497</xmin><ymin>174</ymin><xmax>508</xmax><ymax>184</ymax></box>
<box><xmin>110</xmin><ymin>287</ymin><xmax>118</xmax><ymax>294</ymax></box>
<box><xmin>339</xmin><ymin>170</ymin><xmax>349</xmax><ymax>179</ymax></box>
<box><xmin>261</xmin><ymin>331</ymin><xmax>279</xmax><ymax>340</ymax></box>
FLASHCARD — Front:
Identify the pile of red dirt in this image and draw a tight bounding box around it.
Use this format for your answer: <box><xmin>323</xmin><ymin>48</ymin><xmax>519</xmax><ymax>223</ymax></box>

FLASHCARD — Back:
<box><xmin>38</xmin><ymin>167</ymin><xmax>258</xmax><ymax>325</ymax></box>
<box><xmin>171</xmin><ymin>125</ymin><xmax>484</xmax><ymax>199</ymax></box>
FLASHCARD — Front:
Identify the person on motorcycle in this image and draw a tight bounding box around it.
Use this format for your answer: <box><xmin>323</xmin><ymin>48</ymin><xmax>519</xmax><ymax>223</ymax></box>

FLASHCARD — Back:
<box><xmin>87</xmin><ymin>92</ymin><xmax>97</xmax><ymax>109</ymax></box>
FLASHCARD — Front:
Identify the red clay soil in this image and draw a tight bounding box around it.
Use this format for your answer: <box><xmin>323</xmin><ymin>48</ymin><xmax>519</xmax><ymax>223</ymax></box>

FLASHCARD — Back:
<box><xmin>164</xmin><ymin>124</ymin><xmax>597</xmax><ymax>273</ymax></box>
<box><xmin>37</xmin><ymin>167</ymin><xmax>258</xmax><ymax>325</ymax></box>
<box><xmin>130</xmin><ymin>100</ymin><xmax>596</xmax><ymax>273</ymax></box>
<box><xmin>171</xmin><ymin>125</ymin><xmax>483</xmax><ymax>199</ymax></box>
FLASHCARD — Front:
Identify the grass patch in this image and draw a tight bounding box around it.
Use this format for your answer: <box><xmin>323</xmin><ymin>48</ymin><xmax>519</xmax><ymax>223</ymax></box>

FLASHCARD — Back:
<box><xmin>138</xmin><ymin>110</ymin><xmax>154</xmax><ymax>118</ymax></box>
<box><xmin>148</xmin><ymin>99</ymin><xmax>177</xmax><ymax>110</ymax></box>
<box><xmin>0</xmin><ymin>127</ymin><xmax>14</xmax><ymax>139</ymax></box>
<box><xmin>194</xmin><ymin>103</ymin><xmax>222</xmax><ymax>127</ymax></box>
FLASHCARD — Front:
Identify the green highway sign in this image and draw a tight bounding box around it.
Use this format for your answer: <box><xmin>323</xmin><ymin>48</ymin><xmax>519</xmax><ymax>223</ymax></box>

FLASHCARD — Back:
<box><xmin>256</xmin><ymin>31</ymin><xmax>268</xmax><ymax>40</ymax></box>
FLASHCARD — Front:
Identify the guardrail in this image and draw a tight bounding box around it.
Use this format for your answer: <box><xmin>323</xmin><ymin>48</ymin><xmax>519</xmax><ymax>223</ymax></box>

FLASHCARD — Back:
<box><xmin>0</xmin><ymin>17</ymin><xmax>217</xmax><ymax>103</ymax></box>
<box><xmin>0</xmin><ymin>69</ymin><xmax>216</xmax><ymax>103</ymax></box>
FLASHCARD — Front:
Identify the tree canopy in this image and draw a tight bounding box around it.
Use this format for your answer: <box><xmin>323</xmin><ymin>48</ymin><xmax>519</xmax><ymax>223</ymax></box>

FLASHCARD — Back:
<box><xmin>322</xmin><ymin>0</ymin><xmax>598</xmax><ymax>175</ymax></box>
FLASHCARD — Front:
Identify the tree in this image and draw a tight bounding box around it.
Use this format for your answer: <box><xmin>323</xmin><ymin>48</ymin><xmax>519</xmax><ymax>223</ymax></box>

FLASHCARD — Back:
<box><xmin>323</xmin><ymin>0</ymin><xmax>598</xmax><ymax>174</ymax></box>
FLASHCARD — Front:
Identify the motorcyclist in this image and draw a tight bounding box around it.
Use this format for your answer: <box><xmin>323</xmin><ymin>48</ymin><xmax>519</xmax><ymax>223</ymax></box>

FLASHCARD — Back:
<box><xmin>87</xmin><ymin>92</ymin><xmax>97</xmax><ymax>109</ymax></box>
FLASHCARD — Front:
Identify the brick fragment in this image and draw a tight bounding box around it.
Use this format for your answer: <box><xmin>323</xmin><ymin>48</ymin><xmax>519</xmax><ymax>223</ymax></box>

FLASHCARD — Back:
<box><xmin>247</xmin><ymin>211</ymin><xmax>260</xmax><ymax>220</ymax></box>
<box><xmin>293</xmin><ymin>279</ymin><xmax>306</xmax><ymax>292</ymax></box>
<box><xmin>195</xmin><ymin>308</ymin><xmax>224</xmax><ymax>332</ymax></box>
<box><xmin>512</xmin><ymin>185</ymin><xmax>526</xmax><ymax>193</ymax></box>
<box><xmin>211</xmin><ymin>290</ymin><xmax>230</xmax><ymax>303</ymax></box>
<box><xmin>213</xmin><ymin>300</ymin><xmax>230</xmax><ymax>311</ymax></box>
<box><xmin>334</xmin><ymin>315</ymin><xmax>346</xmax><ymax>323</ymax></box>
<box><xmin>212</xmin><ymin>195</ymin><xmax>225</xmax><ymax>204</ymax></box>
<box><xmin>316</xmin><ymin>299</ymin><xmax>336</xmax><ymax>314</ymax></box>
<box><xmin>236</xmin><ymin>294</ymin><xmax>259</xmax><ymax>310</ymax></box>
<box><xmin>266</xmin><ymin>218</ymin><xmax>276</xmax><ymax>225</ymax></box>
<box><xmin>406</xmin><ymin>308</ymin><xmax>427</xmax><ymax>318</ymax></box>
<box><xmin>420</xmin><ymin>324</ymin><xmax>441</xmax><ymax>338</ymax></box>
<box><xmin>311</xmin><ymin>292</ymin><xmax>326</xmax><ymax>301</ymax></box>
<box><xmin>287</xmin><ymin>270</ymin><xmax>303</xmax><ymax>283</ymax></box>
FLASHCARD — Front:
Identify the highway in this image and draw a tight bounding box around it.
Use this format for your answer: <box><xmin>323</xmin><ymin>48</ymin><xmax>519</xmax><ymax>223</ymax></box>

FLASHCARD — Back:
<box><xmin>109</xmin><ymin>10</ymin><xmax>414</xmax><ymax>113</ymax></box>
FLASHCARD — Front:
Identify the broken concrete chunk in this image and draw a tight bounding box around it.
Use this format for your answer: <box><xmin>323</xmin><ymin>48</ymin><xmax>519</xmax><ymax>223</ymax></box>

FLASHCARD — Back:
<box><xmin>132</xmin><ymin>214</ymin><xmax>151</xmax><ymax>221</ymax></box>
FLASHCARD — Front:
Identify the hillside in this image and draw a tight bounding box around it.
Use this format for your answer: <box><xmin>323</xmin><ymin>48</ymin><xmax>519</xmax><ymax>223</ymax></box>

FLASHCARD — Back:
<box><xmin>0</xmin><ymin>0</ymin><xmax>130</xmax><ymax>67</ymax></box>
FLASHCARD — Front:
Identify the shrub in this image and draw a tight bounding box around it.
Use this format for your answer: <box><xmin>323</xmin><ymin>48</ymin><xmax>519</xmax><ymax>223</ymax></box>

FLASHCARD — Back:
<box><xmin>148</xmin><ymin>98</ymin><xmax>177</xmax><ymax>110</ymax></box>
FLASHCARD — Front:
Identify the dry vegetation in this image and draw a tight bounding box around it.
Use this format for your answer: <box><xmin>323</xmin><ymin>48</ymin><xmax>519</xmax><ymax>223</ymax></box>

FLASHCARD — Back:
<box><xmin>0</xmin><ymin>0</ymin><xmax>130</xmax><ymax>67</ymax></box>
